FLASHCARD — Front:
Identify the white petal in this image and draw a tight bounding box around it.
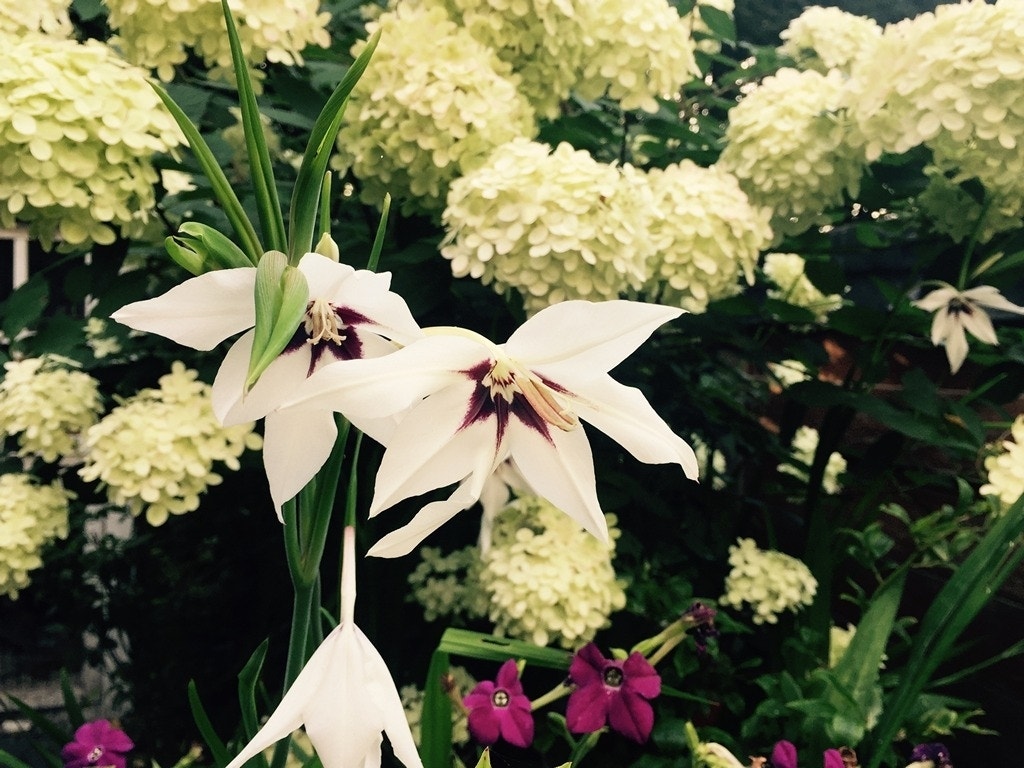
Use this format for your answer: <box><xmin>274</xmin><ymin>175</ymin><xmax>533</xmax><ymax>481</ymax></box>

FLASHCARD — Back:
<box><xmin>367</xmin><ymin>481</ymin><xmax>481</xmax><ymax>558</ymax></box>
<box><xmin>944</xmin><ymin>322</ymin><xmax>970</xmax><ymax>374</ymax></box>
<box><xmin>959</xmin><ymin>304</ymin><xmax>999</xmax><ymax>345</ymax></box>
<box><xmin>509</xmin><ymin>421</ymin><xmax>608</xmax><ymax>543</ymax></box>
<box><xmin>111</xmin><ymin>268</ymin><xmax>256</xmax><ymax>350</ymax></box>
<box><xmin>571</xmin><ymin>378</ymin><xmax>700</xmax><ymax>478</ymax></box>
<box><xmin>263</xmin><ymin>409</ymin><xmax>338</xmax><ymax>516</ymax></box>
<box><xmin>912</xmin><ymin>285</ymin><xmax>958</xmax><ymax>313</ymax></box>
<box><xmin>962</xmin><ymin>285</ymin><xmax>1024</xmax><ymax>315</ymax></box>
<box><xmin>329</xmin><ymin>268</ymin><xmax>424</xmax><ymax>347</ymax></box>
<box><xmin>504</xmin><ymin>300</ymin><xmax>682</xmax><ymax>377</ymax></box>
<box><xmin>929</xmin><ymin>307</ymin><xmax>953</xmax><ymax>346</ymax></box>
<box><xmin>297</xmin><ymin>252</ymin><xmax>356</xmax><ymax>296</ymax></box>
<box><xmin>213</xmin><ymin>331</ymin><xmax>314</xmax><ymax>425</ymax></box>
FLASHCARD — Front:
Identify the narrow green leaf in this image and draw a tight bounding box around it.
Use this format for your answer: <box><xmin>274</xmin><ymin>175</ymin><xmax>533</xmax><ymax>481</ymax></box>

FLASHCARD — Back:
<box><xmin>151</xmin><ymin>83</ymin><xmax>263</xmax><ymax>264</ymax></box>
<box><xmin>289</xmin><ymin>30</ymin><xmax>380</xmax><ymax>260</ymax></box>
<box><xmin>187</xmin><ymin>680</ymin><xmax>232</xmax><ymax>768</ymax></box>
<box><xmin>420</xmin><ymin>650</ymin><xmax>453</xmax><ymax>768</ymax></box>
<box><xmin>438</xmin><ymin>628</ymin><xmax>573</xmax><ymax>669</ymax></box>
<box><xmin>219</xmin><ymin>0</ymin><xmax>286</xmax><ymax>253</ymax></box>
<box><xmin>0</xmin><ymin>750</ymin><xmax>35</xmax><ymax>768</ymax></box>
<box><xmin>366</xmin><ymin>193</ymin><xmax>391</xmax><ymax>273</ymax></box>
<box><xmin>238</xmin><ymin>640</ymin><xmax>271</xmax><ymax>741</ymax></box>
<box><xmin>59</xmin><ymin>669</ymin><xmax>85</xmax><ymax>728</ymax></box>
<box><xmin>3</xmin><ymin>694</ymin><xmax>69</xmax><ymax>744</ymax></box>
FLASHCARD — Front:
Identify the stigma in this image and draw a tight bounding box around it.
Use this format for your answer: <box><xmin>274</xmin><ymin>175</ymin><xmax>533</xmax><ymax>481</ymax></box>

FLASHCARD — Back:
<box><xmin>304</xmin><ymin>298</ymin><xmax>346</xmax><ymax>345</ymax></box>
<box><xmin>482</xmin><ymin>358</ymin><xmax>579</xmax><ymax>431</ymax></box>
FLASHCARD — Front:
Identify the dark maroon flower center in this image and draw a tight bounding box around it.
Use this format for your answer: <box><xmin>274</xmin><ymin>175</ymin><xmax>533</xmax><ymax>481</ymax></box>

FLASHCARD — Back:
<box><xmin>491</xmin><ymin>689</ymin><xmax>510</xmax><ymax>708</ymax></box>
<box><xmin>602</xmin><ymin>666</ymin><xmax>624</xmax><ymax>687</ymax></box>
<box><xmin>284</xmin><ymin>300</ymin><xmax>371</xmax><ymax>375</ymax></box>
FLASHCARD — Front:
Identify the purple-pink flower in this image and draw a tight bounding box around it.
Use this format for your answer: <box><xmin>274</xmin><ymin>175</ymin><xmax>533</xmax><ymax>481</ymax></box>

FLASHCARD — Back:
<box><xmin>463</xmin><ymin>659</ymin><xmax>534</xmax><ymax>747</ymax></box>
<box><xmin>61</xmin><ymin>720</ymin><xmax>134</xmax><ymax>768</ymax></box>
<box><xmin>565</xmin><ymin>642</ymin><xmax>661</xmax><ymax>743</ymax></box>
<box><xmin>771</xmin><ymin>740</ymin><xmax>845</xmax><ymax>768</ymax></box>
<box><xmin>909</xmin><ymin>742</ymin><xmax>953</xmax><ymax>768</ymax></box>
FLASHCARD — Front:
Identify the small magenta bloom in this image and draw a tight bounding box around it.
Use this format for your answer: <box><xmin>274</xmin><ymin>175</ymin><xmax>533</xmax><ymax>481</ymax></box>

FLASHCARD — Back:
<box><xmin>61</xmin><ymin>720</ymin><xmax>134</xmax><ymax>768</ymax></box>
<box><xmin>463</xmin><ymin>659</ymin><xmax>534</xmax><ymax>747</ymax></box>
<box><xmin>771</xmin><ymin>740</ymin><xmax>846</xmax><ymax>768</ymax></box>
<box><xmin>566</xmin><ymin>642</ymin><xmax>661</xmax><ymax>743</ymax></box>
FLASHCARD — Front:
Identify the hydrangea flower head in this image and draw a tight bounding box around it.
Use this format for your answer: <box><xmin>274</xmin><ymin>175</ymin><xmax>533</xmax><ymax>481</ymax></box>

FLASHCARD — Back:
<box><xmin>778</xmin><ymin>6</ymin><xmax>881</xmax><ymax>74</ymax></box>
<box><xmin>401</xmin><ymin>666</ymin><xmax>475</xmax><ymax>747</ymax></box>
<box><xmin>78</xmin><ymin>363</ymin><xmax>262</xmax><ymax>526</ymax></box>
<box><xmin>0</xmin><ymin>474</ymin><xmax>71</xmax><ymax>599</ymax></box>
<box><xmin>566</xmin><ymin>643</ymin><xmax>661</xmax><ymax>743</ymax></box>
<box><xmin>0</xmin><ymin>0</ymin><xmax>72</xmax><ymax>36</ymax></box>
<box><xmin>408</xmin><ymin>545</ymin><xmax>488</xmax><ymax>622</ymax></box>
<box><xmin>61</xmin><ymin>720</ymin><xmax>134</xmax><ymax>768</ymax></box>
<box><xmin>333</xmin><ymin>4</ymin><xmax>537</xmax><ymax>216</ymax></box>
<box><xmin>479</xmin><ymin>495</ymin><xmax>626</xmax><ymax>648</ymax></box>
<box><xmin>980</xmin><ymin>415</ymin><xmax>1024</xmax><ymax>509</ymax></box>
<box><xmin>442</xmin><ymin>139</ymin><xmax>654</xmax><ymax>313</ymax></box>
<box><xmin>720</xmin><ymin>538</ymin><xmax>817</xmax><ymax>624</ymax></box>
<box><xmin>0</xmin><ymin>356</ymin><xmax>102</xmax><ymax>463</ymax></box>
<box><xmin>463</xmin><ymin>659</ymin><xmax>534</xmax><ymax>747</ymax></box>
<box><xmin>778</xmin><ymin>425</ymin><xmax>846</xmax><ymax>495</ymax></box>
<box><xmin>0</xmin><ymin>35</ymin><xmax>182</xmax><ymax>249</ymax></box>
<box><xmin>763</xmin><ymin>253</ymin><xmax>844</xmax><ymax>322</ymax></box>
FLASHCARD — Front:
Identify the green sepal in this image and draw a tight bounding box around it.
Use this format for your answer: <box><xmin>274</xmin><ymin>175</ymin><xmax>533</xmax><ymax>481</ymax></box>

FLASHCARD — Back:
<box><xmin>247</xmin><ymin>251</ymin><xmax>309</xmax><ymax>391</ymax></box>
<box><xmin>167</xmin><ymin>222</ymin><xmax>256</xmax><ymax>275</ymax></box>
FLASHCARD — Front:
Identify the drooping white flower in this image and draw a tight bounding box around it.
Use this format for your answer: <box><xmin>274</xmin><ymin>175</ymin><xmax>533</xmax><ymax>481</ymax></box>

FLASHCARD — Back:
<box><xmin>912</xmin><ymin>284</ymin><xmax>1024</xmax><ymax>374</ymax></box>
<box><xmin>110</xmin><ymin>253</ymin><xmax>422</xmax><ymax>512</ymax></box>
<box><xmin>224</xmin><ymin>528</ymin><xmax>423</xmax><ymax>768</ymax></box>
<box><xmin>286</xmin><ymin>300</ymin><xmax>699</xmax><ymax>556</ymax></box>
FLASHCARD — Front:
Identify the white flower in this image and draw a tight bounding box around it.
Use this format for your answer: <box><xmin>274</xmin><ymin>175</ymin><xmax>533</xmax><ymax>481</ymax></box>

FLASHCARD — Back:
<box><xmin>720</xmin><ymin>538</ymin><xmax>817</xmax><ymax>625</ymax></box>
<box><xmin>224</xmin><ymin>528</ymin><xmax>422</xmax><ymax>768</ymax></box>
<box><xmin>912</xmin><ymin>284</ymin><xmax>1024</xmax><ymax>374</ymax></box>
<box><xmin>110</xmin><ymin>253</ymin><xmax>422</xmax><ymax>513</ymax></box>
<box><xmin>286</xmin><ymin>300</ymin><xmax>699</xmax><ymax>557</ymax></box>
<box><xmin>778</xmin><ymin>425</ymin><xmax>846</xmax><ymax>495</ymax></box>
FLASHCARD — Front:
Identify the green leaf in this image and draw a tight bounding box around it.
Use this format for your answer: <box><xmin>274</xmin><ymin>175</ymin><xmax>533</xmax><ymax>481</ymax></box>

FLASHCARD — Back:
<box><xmin>420</xmin><ymin>650</ymin><xmax>453</xmax><ymax>768</ymax></box>
<box><xmin>60</xmin><ymin>669</ymin><xmax>85</xmax><ymax>729</ymax></box>
<box><xmin>437</xmin><ymin>628</ymin><xmax>573</xmax><ymax>669</ymax></box>
<box><xmin>2</xmin><ymin>694</ymin><xmax>70</xmax><ymax>745</ymax></box>
<box><xmin>288</xmin><ymin>30</ymin><xmax>380</xmax><ymax>260</ymax></box>
<box><xmin>698</xmin><ymin>5</ymin><xmax>735</xmax><ymax>41</ymax></box>
<box><xmin>366</xmin><ymin>193</ymin><xmax>391</xmax><ymax>272</ymax></box>
<box><xmin>188</xmin><ymin>680</ymin><xmax>232</xmax><ymax>768</ymax></box>
<box><xmin>238</xmin><ymin>640</ymin><xmax>271</xmax><ymax>742</ymax></box>
<box><xmin>0</xmin><ymin>750</ymin><xmax>35</xmax><ymax>768</ymax></box>
<box><xmin>1</xmin><ymin>276</ymin><xmax>48</xmax><ymax>340</ymax></box>
<box><xmin>219</xmin><ymin>0</ymin><xmax>286</xmax><ymax>253</ymax></box>
<box><xmin>247</xmin><ymin>252</ymin><xmax>309</xmax><ymax>390</ymax></box>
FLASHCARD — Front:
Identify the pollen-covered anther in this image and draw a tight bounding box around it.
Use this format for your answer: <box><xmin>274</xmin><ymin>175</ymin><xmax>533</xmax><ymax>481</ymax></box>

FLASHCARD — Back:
<box><xmin>515</xmin><ymin>370</ymin><xmax>578</xmax><ymax>431</ymax></box>
<box><xmin>305</xmin><ymin>298</ymin><xmax>346</xmax><ymax>345</ymax></box>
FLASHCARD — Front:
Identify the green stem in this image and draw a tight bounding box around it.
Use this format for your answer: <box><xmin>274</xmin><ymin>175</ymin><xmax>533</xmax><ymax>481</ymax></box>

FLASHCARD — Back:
<box><xmin>283</xmin><ymin>583</ymin><xmax>316</xmax><ymax>689</ymax></box>
<box><xmin>529</xmin><ymin>682</ymin><xmax>573</xmax><ymax>711</ymax></box>
<box><xmin>956</xmin><ymin>196</ymin><xmax>993</xmax><ymax>290</ymax></box>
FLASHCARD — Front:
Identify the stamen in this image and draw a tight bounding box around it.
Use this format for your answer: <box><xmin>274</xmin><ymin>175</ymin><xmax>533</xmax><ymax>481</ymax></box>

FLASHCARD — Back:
<box><xmin>515</xmin><ymin>371</ymin><xmax>578</xmax><ymax>431</ymax></box>
<box><xmin>305</xmin><ymin>298</ymin><xmax>346</xmax><ymax>345</ymax></box>
<box><xmin>491</xmin><ymin>690</ymin><xmax>510</xmax><ymax>708</ymax></box>
<box><xmin>602</xmin><ymin>667</ymin><xmax>624</xmax><ymax>687</ymax></box>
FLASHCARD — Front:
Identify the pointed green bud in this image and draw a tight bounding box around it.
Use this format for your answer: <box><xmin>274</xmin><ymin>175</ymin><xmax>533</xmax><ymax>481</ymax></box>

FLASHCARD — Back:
<box><xmin>165</xmin><ymin>222</ymin><xmax>255</xmax><ymax>275</ymax></box>
<box><xmin>474</xmin><ymin>748</ymin><xmax>493</xmax><ymax>768</ymax></box>
<box><xmin>246</xmin><ymin>250</ymin><xmax>310</xmax><ymax>391</ymax></box>
<box><xmin>314</xmin><ymin>231</ymin><xmax>340</xmax><ymax>262</ymax></box>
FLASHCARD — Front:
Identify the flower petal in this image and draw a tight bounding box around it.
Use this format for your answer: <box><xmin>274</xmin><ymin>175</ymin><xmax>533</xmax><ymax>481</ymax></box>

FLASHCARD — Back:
<box><xmin>607</xmin><ymin>689</ymin><xmax>654</xmax><ymax>743</ymax></box>
<box><xmin>495</xmin><ymin>658</ymin><xmax>523</xmax><ymax>693</ymax></box>
<box><xmin>823</xmin><ymin>749</ymin><xmax>845</xmax><ymax>768</ymax></box>
<box><xmin>622</xmin><ymin>653</ymin><xmax>661</xmax><ymax>699</ymax></box>
<box><xmin>958</xmin><ymin>303</ymin><xmax>998</xmax><ymax>345</ymax></box>
<box><xmin>263</xmin><ymin>409</ymin><xmax>338</xmax><ymax>517</ymax></box>
<box><xmin>296</xmin><ymin>252</ymin><xmax>356</xmax><ymax>296</ymax></box>
<box><xmin>213</xmin><ymin>330</ymin><xmax>312</xmax><ymax>425</ymax></box>
<box><xmin>111</xmin><ymin>268</ymin><xmax>256</xmax><ymax>350</ymax></box>
<box><xmin>467</xmin><ymin>707</ymin><xmax>502</xmax><ymax>746</ymax></box>
<box><xmin>771</xmin><ymin>740</ymin><xmax>799</xmax><ymax>768</ymax></box>
<box><xmin>367</xmin><ymin>481</ymin><xmax>481</xmax><ymax>558</ymax></box>
<box><xmin>569</xmin><ymin>643</ymin><xmax>606</xmax><ymax>686</ymax></box>
<box><xmin>943</xmin><ymin>320</ymin><xmax>970</xmax><ymax>374</ymax></box>
<box><xmin>324</xmin><ymin>266</ymin><xmax>424</xmax><ymax>346</ymax></box>
<box><xmin>962</xmin><ymin>285</ymin><xmax>1024</xmax><ymax>315</ymax></box>
<box><xmin>565</xmin><ymin>680</ymin><xmax>610</xmax><ymax>735</ymax></box>
<box><xmin>912</xmin><ymin>286</ymin><xmax>958</xmax><ymax>312</ymax></box>
<box><xmin>501</xmin><ymin>702</ymin><xmax>535</xmax><ymax>748</ymax></box>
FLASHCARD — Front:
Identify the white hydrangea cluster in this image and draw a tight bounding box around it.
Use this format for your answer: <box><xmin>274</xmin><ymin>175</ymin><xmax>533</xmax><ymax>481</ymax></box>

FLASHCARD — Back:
<box><xmin>690</xmin><ymin>433</ymin><xmax>727</xmax><ymax>490</ymax></box>
<box><xmin>778</xmin><ymin>425</ymin><xmax>847</xmax><ymax>495</ymax></box>
<box><xmin>400</xmin><ymin>666</ymin><xmax>475</xmax><ymax>747</ymax></box>
<box><xmin>768</xmin><ymin>359</ymin><xmax>811</xmax><ymax>389</ymax></box>
<box><xmin>718</xmin><ymin>68</ymin><xmax>866</xmax><ymax>238</ymax></box>
<box><xmin>0</xmin><ymin>357</ymin><xmax>102</xmax><ymax>463</ymax></box>
<box><xmin>980</xmin><ymin>415</ymin><xmax>1024</xmax><ymax>509</ymax></box>
<box><xmin>78</xmin><ymin>362</ymin><xmax>263</xmax><ymax>526</ymax></box>
<box><xmin>762</xmin><ymin>252</ymin><xmax>844</xmax><ymax>322</ymax></box>
<box><xmin>916</xmin><ymin>173</ymin><xmax>1024</xmax><ymax>244</ymax></box>
<box><xmin>846</xmin><ymin>1</ymin><xmax>1024</xmax><ymax>238</ymax></box>
<box><xmin>479</xmin><ymin>495</ymin><xmax>627</xmax><ymax>649</ymax></box>
<box><xmin>0</xmin><ymin>474</ymin><xmax>72</xmax><ymax>600</ymax></box>
<box><xmin>407</xmin><ymin>545</ymin><xmax>489</xmax><ymax>622</ymax></box>
<box><xmin>720</xmin><ymin>538</ymin><xmax>817</xmax><ymax>625</ymax></box>
<box><xmin>574</xmin><ymin>0</ymin><xmax>700</xmax><ymax>113</ymax></box>
<box><xmin>442</xmin><ymin>139</ymin><xmax>653</xmax><ymax>312</ymax></box>
<box><xmin>84</xmin><ymin>317</ymin><xmax>123</xmax><ymax>360</ymax></box>
<box><xmin>0</xmin><ymin>36</ymin><xmax>182</xmax><ymax>249</ymax></box>
<box><xmin>643</xmin><ymin>160</ymin><xmax>773</xmax><ymax>313</ymax></box>
<box><xmin>333</xmin><ymin>4</ymin><xmax>537</xmax><ymax>216</ymax></box>
<box><xmin>0</xmin><ymin>0</ymin><xmax>71</xmax><ymax>36</ymax></box>
<box><xmin>778</xmin><ymin>6</ymin><xmax>881</xmax><ymax>74</ymax></box>
<box><xmin>104</xmin><ymin>0</ymin><xmax>331</xmax><ymax>82</ymax></box>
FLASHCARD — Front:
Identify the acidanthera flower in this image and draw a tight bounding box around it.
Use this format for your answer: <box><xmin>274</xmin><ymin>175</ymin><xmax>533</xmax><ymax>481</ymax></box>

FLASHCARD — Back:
<box><xmin>224</xmin><ymin>527</ymin><xmax>423</xmax><ymax>768</ymax></box>
<box><xmin>912</xmin><ymin>284</ymin><xmax>1024</xmax><ymax>374</ymax></box>
<box><xmin>111</xmin><ymin>252</ymin><xmax>422</xmax><ymax>513</ymax></box>
<box><xmin>286</xmin><ymin>300</ymin><xmax>699</xmax><ymax>557</ymax></box>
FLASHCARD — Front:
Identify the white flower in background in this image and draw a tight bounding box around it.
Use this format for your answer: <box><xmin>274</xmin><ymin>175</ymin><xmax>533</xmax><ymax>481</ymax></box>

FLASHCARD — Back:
<box><xmin>84</xmin><ymin>318</ymin><xmax>123</xmax><ymax>359</ymax></box>
<box><xmin>718</xmin><ymin>68</ymin><xmax>866</xmax><ymax>239</ymax></box>
<box><xmin>400</xmin><ymin>666</ymin><xmax>475</xmax><ymax>747</ymax></box>
<box><xmin>0</xmin><ymin>474</ymin><xmax>72</xmax><ymax>600</ymax></box>
<box><xmin>224</xmin><ymin>528</ymin><xmax>423</xmax><ymax>768</ymax></box>
<box><xmin>980</xmin><ymin>415</ymin><xmax>1024</xmax><ymax>509</ymax></box>
<box><xmin>442</xmin><ymin>139</ymin><xmax>654</xmax><ymax>313</ymax></box>
<box><xmin>720</xmin><ymin>538</ymin><xmax>817</xmax><ymax>625</ymax></box>
<box><xmin>78</xmin><ymin>363</ymin><xmax>262</xmax><ymax>526</ymax></box>
<box><xmin>768</xmin><ymin>359</ymin><xmax>811</xmax><ymax>389</ymax></box>
<box><xmin>480</xmin><ymin>495</ymin><xmax>626</xmax><ymax>649</ymax></box>
<box><xmin>0</xmin><ymin>0</ymin><xmax>71</xmax><ymax>36</ymax></box>
<box><xmin>0</xmin><ymin>356</ymin><xmax>102</xmax><ymax>463</ymax></box>
<box><xmin>778</xmin><ymin>426</ymin><xmax>846</xmax><ymax>495</ymax></box>
<box><xmin>763</xmin><ymin>253</ymin><xmax>844</xmax><ymax>322</ymax></box>
<box><xmin>408</xmin><ymin>546</ymin><xmax>488</xmax><ymax>623</ymax></box>
<box><xmin>642</xmin><ymin>160</ymin><xmax>774</xmax><ymax>313</ymax></box>
<box><xmin>286</xmin><ymin>300</ymin><xmax>699</xmax><ymax>557</ymax></box>
<box><xmin>690</xmin><ymin>434</ymin><xmax>727</xmax><ymax>490</ymax></box>
<box><xmin>829</xmin><ymin>623</ymin><xmax>856</xmax><ymax>668</ymax></box>
<box><xmin>111</xmin><ymin>253</ymin><xmax>422</xmax><ymax>513</ymax></box>
<box><xmin>778</xmin><ymin>6</ymin><xmax>881</xmax><ymax>74</ymax></box>
<box><xmin>912</xmin><ymin>284</ymin><xmax>1024</xmax><ymax>375</ymax></box>
<box><xmin>333</xmin><ymin>4</ymin><xmax>537</xmax><ymax>216</ymax></box>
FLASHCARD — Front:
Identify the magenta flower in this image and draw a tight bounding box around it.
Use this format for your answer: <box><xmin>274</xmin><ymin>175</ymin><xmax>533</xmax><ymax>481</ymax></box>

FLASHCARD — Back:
<box><xmin>771</xmin><ymin>740</ymin><xmax>845</xmax><ymax>768</ymax></box>
<box><xmin>61</xmin><ymin>720</ymin><xmax>134</xmax><ymax>768</ymax></box>
<box><xmin>565</xmin><ymin>643</ymin><xmax>661</xmax><ymax>743</ymax></box>
<box><xmin>463</xmin><ymin>659</ymin><xmax>534</xmax><ymax>747</ymax></box>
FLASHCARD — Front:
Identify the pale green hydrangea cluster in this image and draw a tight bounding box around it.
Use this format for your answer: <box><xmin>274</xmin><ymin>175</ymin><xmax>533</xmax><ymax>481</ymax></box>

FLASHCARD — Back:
<box><xmin>407</xmin><ymin>545</ymin><xmax>489</xmax><ymax>622</ymax></box>
<box><xmin>720</xmin><ymin>538</ymin><xmax>817</xmax><ymax>625</ymax></box>
<box><xmin>718</xmin><ymin>68</ymin><xmax>866</xmax><ymax>238</ymax></box>
<box><xmin>778</xmin><ymin>5</ymin><xmax>881</xmax><ymax>74</ymax></box>
<box><xmin>0</xmin><ymin>36</ymin><xmax>182</xmax><ymax>249</ymax></box>
<box><xmin>643</xmin><ymin>160</ymin><xmax>773</xmax><ymax>313</ymax></box>
<box><xmin>762</xmin><ymin>252</ymin><xmax>844</xmax><ymax>322</ymax></box>
<box><xmin>846</xmin><ymin>1</ymin><xmax>1024</xmax><ymax>239</ymax></box>
<box><xmin>479</xmin><ymin>495</ymin><xmax>627</xmax><ymax>649</ymax></box>
<box><xmin>0</xmin><ymin>474</ymin><xmax>72</xmax><ymax>599</ymax></box>
<box><xmin>104</xmin><ymin>0</ymin><xmax>331</xmax><ymax>82</ymax></box>
<box><xmin>829</xmin><ymin>623</ymin><xmax>856</xmax><ymax>668</ymax></box>
<box><xmin>400</xmin><ymin>666</ymin><xmax>474</xmax><ymax>747</ymax></box>
<box><xmin>78</xmin><ymin>362</ymin><xmax>263</xmax><ymax>526</ymax></box>
<box><xmin>333</xmin><ymin>4</ymin><xmax>537</xmax><ymax>216</ymax></box>
<box><xmin>690</xmin><ymin>434</ymin><xmax>727</xmax><ymax>491</ymax></box>
<box><xmin>0</xmin><ymin>356</ymin><xmax>102</xmax><ymax>463</ymax></box>
<box><xmin>979</xmin><ymin>415</ymin><xmax>1024</xmax><ymax>509</ymax></box>
<box><xmin>442</xmin><ymin>139</ymin><xmax>653</xmax><ymax>313</ymax></box>
<box><xmin>84</xmin><ymin>317</ymin><xmax>123</xmax><ymax>360</ymax></box>
<box><xmin>778</xmin><ymin>425</ymin><xmax>847</xmax><ymax>495</ymax></box>
<box><xmin>0</xmin><ymin>0</ymin><xmax>71</xmax><ymax>36</ymax></box>
<box><xmin>916</xmin><ymin>172</ymin><xmax>1024</xmax><ymax>244</ymax></box>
